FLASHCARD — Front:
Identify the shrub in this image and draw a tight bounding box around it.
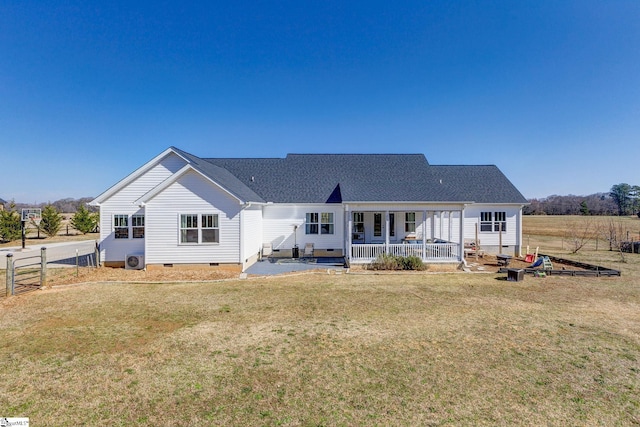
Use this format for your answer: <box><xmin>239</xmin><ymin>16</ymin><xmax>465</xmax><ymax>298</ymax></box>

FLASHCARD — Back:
<box><xmin>369</xmin><ymin>253</ymin><xmax>402</xmax><ymax>270</ymax></box>
<box><xmin>71</xmin><ymin>205</ymin><xmax>99</xmax><ymax>234</ymax></box>
<box><xmin>0</xmin><ymin>203</ymin><xmax>22</xmax><ymax>242</ymax></box>
<box><xmin>369</xmin><ymin>254</ymin><xmax>428</xmax><ymax>271</ymax></box>
<box><xmin>40</xmin><ymin>205</ymin><xmax>63</xmax><ymax>238</ymax></box>
<box><xmin>401</xmin><ymin>256</ymin><xmax>427</xmax><ymax>271</ymax></box>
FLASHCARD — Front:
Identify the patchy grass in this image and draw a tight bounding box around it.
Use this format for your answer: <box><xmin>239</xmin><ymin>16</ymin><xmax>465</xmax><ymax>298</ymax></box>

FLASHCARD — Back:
<box><xmin>1</xmin><ymin>272</ymin><xmax>639</xmax><ymax>425</ymax></box>
<box><xmin>1</xmin><ymin>214</ymin><xmax>639</xmax><ymax>424</ymax></box>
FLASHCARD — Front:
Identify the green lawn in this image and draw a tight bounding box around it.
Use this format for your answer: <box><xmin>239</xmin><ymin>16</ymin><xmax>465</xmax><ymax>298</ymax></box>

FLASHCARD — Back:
<box><xmin>1</xmin><ymin>270</ymin><xmax>639</xmax><ymax>425</ymax></box>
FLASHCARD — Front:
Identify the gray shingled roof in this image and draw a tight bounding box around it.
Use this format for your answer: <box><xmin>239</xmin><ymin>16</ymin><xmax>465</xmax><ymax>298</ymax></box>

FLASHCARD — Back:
<box><xmin>172</xmin><ymin>147</ymin><xmax>265</xmax><ymax>203</ymax></box>
<box><xmin>189</xmin><ymin>151</ymin><xmax>527</xmax><ymax>204</ymax></box>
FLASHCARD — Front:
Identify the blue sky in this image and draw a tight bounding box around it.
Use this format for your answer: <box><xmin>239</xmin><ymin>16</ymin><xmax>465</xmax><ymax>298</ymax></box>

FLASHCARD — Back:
<box><xmin>1</xmin><ymin>1</ymin><xmax>639</xmax><ymax>203</ymax></box>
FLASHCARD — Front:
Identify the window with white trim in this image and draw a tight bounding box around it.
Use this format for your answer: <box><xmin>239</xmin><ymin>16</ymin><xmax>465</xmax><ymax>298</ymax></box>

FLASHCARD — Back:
<box><xmin>306</xmin><ymin>212</ymin><xmax>335</xmax><ymax>235</ymax></box>
<box><xmin>180</xmin><ymin>214</ymin><xmax>199</xmax><ymax>243</ymax></box>
<box><xmin>179</xmin><ymin>214</ymin><xmax>220</xmax><ymax>244</ymax></box>
<box><xmin>320</xmin><ymin>212</ymin><xmax>334</xmax><ymax>234</ymax></box>
<box><xmin>353</xmin><ymin>212</ymin><xmax>364</xmax><ymax>233</ymax></box>
<box><xmin>201</xmin><ymin>214</ymin><xmax>219</xmax><ymax>243</ymax></box>
<box><xmin>132</xmin><ymin>214</ymin><xmax>145</xmax><ymax>239</ymax></box>
<box><xmin>405</xmin><ymin>212</ymin><xmax>416</xmax><ymax>233</ymax></box>
<box><xmin>374</xmin><ymin>213</ymin><xmax>382</xmax><ymax>237</ymax></box>
<box><xmin>480</xmin><ymin>211</ymin><xmax>507</xmax><ymax>232</ymax></box>
<box><xmin>305</xmin><ymin>213</ymin><xmax>319</xmax><ymax>234</ymax></box>
<box><xmin>114</xmin><ymin>214</ymin><xmax>129</xmax><ymax>239</ymax></box>
<box><xmin>494</xmin><ymin>211</ymin><xmax>507</xmax><ymax>232</ymax></box>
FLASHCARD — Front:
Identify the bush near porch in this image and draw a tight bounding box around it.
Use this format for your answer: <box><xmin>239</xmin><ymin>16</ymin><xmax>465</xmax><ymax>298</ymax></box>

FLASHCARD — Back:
<box><xmin>368</xmin><ymin>253</ymin><xmax>428</xmax><ymax>271</ymax></box>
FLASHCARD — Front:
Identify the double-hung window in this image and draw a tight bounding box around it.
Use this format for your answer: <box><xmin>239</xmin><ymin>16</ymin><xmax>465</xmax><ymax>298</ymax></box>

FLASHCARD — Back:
<box><xmin>320</xmin><ymin>213</ymin><xmax>334</xmax><ymax>234</ymax></box>
<box><xmin>353</xmin><ymin>212</ymin><xmax>364</xmax><ymax>233</ymax></box>
<box><xmin>132</xmin><ymin>214</ymin><xmax>145</xmax><ymax>239</ymax></box>
<box><xmin>114</xmin><ymin>214</ymin><xmax>129</xmax><ymax>239</ymax></box>
<box><xmin>305</xmin><ymin>213</ymin><xmax>319</xmax><ymax>234</ymax></box>
<box><xmin>201</xmin><ymin>214</ymin><xmax>219</xmax><ymax>243</ymax></box>
<box><xmin>480</xmin><ymin>211</ymin><xmax>507</xmax><ymax>232</ymax></box>
<box><xmin>494</xmin><ymin>211</ymin><xmax>507</xmax><ymax>232</ymax></box>
<box><xmin>374</xmin><ymin>213</ymin><xmax>382</xmax><ymax>237</ymax></box>
<box><xmin>180</xmin><ymin>214</ymin><xmax>219</xmax><ymax>244</ymax></box>
<box><xmin>405</xmin><ymin>212</ymin><xmax>416</xmax><ymax>233</ymax></box>
<box><xmin>306</xmin><ymin>212</ymin><xmax>335</xmax><ymax>235</ymax></box>
<box><xmin>180</xmin><ymin>214</ymin><xmax>199</xmax><ymax>243</ymax></box>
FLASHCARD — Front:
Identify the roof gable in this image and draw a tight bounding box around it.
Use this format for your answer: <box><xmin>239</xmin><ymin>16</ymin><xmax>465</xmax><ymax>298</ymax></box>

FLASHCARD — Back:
<box><xmin>91</xmin><ymin>147</ymin><xmax>265</xmax><ymax>206</ymax></box>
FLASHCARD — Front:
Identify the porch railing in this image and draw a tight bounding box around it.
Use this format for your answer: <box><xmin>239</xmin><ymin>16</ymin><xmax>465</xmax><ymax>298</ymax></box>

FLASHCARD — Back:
<box><xmin>351</xmin><ymin>243</ymin><xmax>460</xmax><ymax>263</ymax></box>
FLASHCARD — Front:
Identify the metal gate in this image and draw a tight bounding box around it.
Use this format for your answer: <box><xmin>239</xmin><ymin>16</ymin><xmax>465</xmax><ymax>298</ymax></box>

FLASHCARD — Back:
<box><xmin>5</xmin><ymin>250</ymin><xmax>45</xmax><ymax>297</ymax></box>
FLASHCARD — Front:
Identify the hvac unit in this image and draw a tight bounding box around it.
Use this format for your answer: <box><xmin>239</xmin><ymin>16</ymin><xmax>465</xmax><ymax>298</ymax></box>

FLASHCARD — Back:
<box><xmin>125</xmin><ymin>254</ymin><xmax>145</xmax><ymax>270</ymax></box>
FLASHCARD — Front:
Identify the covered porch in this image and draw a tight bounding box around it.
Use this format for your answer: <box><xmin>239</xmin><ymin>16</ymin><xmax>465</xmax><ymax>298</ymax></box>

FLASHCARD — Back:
<box><xmin>345</xmin><ymin>206</ymin><xmax>465</xmax><ymax>264</ymax></box>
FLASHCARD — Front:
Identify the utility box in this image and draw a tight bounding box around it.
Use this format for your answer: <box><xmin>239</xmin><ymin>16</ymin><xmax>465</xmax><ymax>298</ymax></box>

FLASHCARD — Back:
<box><xmin>507</xmin><ymin>268</ymin><xmax>524</xmax><ymax>282</ymax></box>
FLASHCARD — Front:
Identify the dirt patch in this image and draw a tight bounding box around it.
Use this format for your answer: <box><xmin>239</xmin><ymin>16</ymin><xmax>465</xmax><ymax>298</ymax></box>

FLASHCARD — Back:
<box><xmin>463</xmin><ymin>254</ymin><xmax>592</xmax><ymax>273</ymax></box>
<box><xmin>45</xmin><ymin>265</ymin><xmax>239</xmax><ymax>287</ymax></box>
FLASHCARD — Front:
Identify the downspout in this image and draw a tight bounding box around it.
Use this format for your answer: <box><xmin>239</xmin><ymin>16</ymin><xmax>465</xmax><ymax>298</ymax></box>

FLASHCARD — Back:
<box><xmin>239</xmin><ymin>201</ymin><xmax>253</xmax><ymax>272</ymax></box>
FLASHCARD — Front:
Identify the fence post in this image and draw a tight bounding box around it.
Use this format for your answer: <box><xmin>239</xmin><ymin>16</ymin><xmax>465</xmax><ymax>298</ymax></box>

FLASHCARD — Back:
<box><xmin>41</xmin><ymin>247</ymin><xmax>47</xmax><ymax>288</ymax></box>
<box><xmin>95</xmin><ymin>242</ymin><xmax>100</xmax><ymax>267</ymax></box>
<box><xmin>6</xmin><ymin>253</ymin><xmax>14</xmax><ymax>296</ymax></box>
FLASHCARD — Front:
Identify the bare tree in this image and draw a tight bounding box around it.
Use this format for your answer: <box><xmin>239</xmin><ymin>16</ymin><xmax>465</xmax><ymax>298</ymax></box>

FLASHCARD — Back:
<box><xmin>601</xmin><ymin>218</ymin><xmax>627</xmax><ymax>263</ymax></box>
<box><xmin>566</xmin><ymin>217</ymin><xmax>596</xmax><ymax>254</ymax></box>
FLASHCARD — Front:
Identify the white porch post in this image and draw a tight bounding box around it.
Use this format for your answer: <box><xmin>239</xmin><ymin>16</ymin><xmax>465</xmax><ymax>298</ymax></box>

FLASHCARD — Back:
<box><xmin>422</xmin><ymin>210</ymin><xmax>427</xmax><ymax>260</ymax></box>
<box><xmin>345</xmin><ymin>205</ymin><xmax>352</xmax><ymax>262</ymax></box>
<box><xmin>448</xmin><ymin>211</ymin><xmax>453</xmax><ymax>242</ymax></box>
<box><xmin>459</xmin><ymin>206</ymin><xmax>465</xmax><ymax>262</ymax></box>
<box><xmin>516</xmin><ymin>207</ymin><xmax>523</xmax><ymax>257</ymax></box>
<box><xmin>385</xmin><ymin>211</ymin><xmax>390</xmax><ymax>254</ymax></box>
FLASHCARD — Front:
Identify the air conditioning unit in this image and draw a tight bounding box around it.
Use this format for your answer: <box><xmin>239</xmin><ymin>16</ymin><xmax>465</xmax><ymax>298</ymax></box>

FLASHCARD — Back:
<box><xmin>125</xmin><ymin>254</ymin><xmax>144</xmax><ymax>270</ymax></box>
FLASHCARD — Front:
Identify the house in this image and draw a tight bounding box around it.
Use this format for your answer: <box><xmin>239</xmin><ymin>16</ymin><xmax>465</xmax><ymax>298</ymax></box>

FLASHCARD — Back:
<box><xmin>90</xmin><ymin>147</ymin><xmax>528</xmax><ymax>271</ymax></box>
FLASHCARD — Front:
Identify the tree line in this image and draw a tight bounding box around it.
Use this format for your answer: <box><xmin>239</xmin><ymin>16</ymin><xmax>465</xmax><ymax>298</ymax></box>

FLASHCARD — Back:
<box><xmin>525</xmin><ymin>184</ymin><xmax>640</xmax><ymax>216</ymax></box>
<box><xmin>10</xmin><ymin>197</ymin><xmax>98</xmax><ymax>214</ymax></box>
<box><xmin>0</xmin><ymin>202</ymin><xmax>99</xmax><ymax>243</ymax></box>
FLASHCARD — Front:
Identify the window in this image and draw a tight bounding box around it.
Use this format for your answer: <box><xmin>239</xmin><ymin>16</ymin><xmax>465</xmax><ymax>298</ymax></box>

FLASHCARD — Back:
<box><xmin>306</xmin><ymin>212</ymin><xmax>335</xmax><ymax>235</ymax></box>
<box><xmin>180</xmin><ymin>214</ymin><xmax>219</xmax><ymax>244</ymax></box>
<box><xmin>389</xmin><ymin>213</ymin><xmax>395</xmax><ymax>237</ymax></box>
<box><xmin>405</xmin><ymin>212</ymin><xmax>416</xmax><ymax>233</ymax></box>
<box><xmin>180</xmin><ymin>214</ymin><xmax>199</xmax><ymax>243</ymax></box>
<box><xmin>374</xmin><ymin>213</ymin><xmax>382</xmax><ymax>237</ymax></box>
<box><xmin>114</xmin><ymin>214</ymin><xmax>129</xmax><ymax>239</ymax></box>
<box><xmin>353</xmin><ymin>212</ymin><xmax>364</xmax><ymax>233</ymax></box>
<box><xmin>480</xmin><ymin>212</ymin><xmax>493</xmax><ymax>232</ymax></box>
<box><xmin>494</xmin><ymin>211</ymin><xmax>507</xmax><ymax>232</ymax></box>
<box><xmin>321</xmin><ymin>212</ymin><xmax>334</xmax><ymax>234</ymax></box>
<box><xmin>201</xmin><ymin>214</ymin><xmax>219</xmax><ymax>243</ymax></box>
<box><xmin>132</xmin><ymin>214</ymin><xmax>145</xmax><ymax>239</ymax></box>
<box><xmin>305</xmin><ymin>213</ymin><xmax>319</xmax><ymax>234</ymax></box>
<box><xmin>480</xmin><ymin>211</ymin><xmax>507</xmax><ymax>232</ymax></box>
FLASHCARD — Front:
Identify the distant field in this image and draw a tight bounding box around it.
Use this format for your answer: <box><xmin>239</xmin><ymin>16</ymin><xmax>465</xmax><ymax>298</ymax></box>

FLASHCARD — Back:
<box><xmin>0</xmin><ymin>215</ymin><xmax>639</xmax><ymax>425</ymax></box>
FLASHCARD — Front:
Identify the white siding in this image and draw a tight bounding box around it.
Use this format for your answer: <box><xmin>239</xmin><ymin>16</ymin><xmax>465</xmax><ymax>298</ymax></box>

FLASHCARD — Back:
<box><xmin>98</xmin><ymin>153</ymin><xmax>187</xmax><ymax>262</ymax></box>
<box><xmin>144</xmin><ymin>170</ymin><xmax>242</xmax><ymax>265</ymax></box>
<box><xmin>263</xmin><ymin>204</ymin><xmax>344</xmax><ymax>251</ymax></box>
<box><xmin>241</xmin><ymin>205</ymin><xmax>263</xmax><ymax>264</ymax></box>
<box><xmin>464</xmin><ymin>205</ymin><xmax>522</xmax><ymax>253</ymax></box>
